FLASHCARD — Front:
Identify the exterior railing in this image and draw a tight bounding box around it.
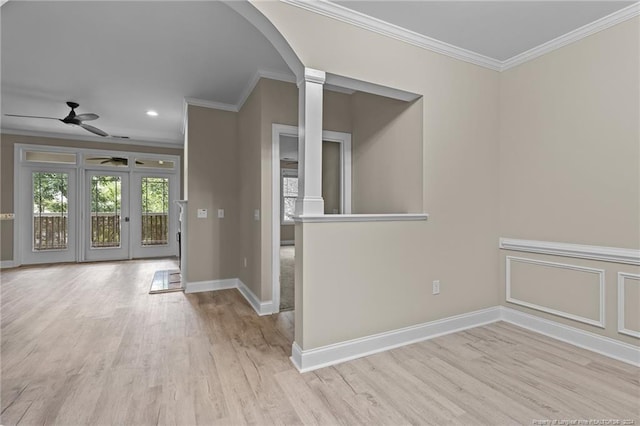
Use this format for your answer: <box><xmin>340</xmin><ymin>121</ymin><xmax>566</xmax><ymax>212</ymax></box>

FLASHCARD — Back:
<box><xmin>33</xmin><ymin>212</ymin><xmax>169</xmax><ymax>250</ymax></box>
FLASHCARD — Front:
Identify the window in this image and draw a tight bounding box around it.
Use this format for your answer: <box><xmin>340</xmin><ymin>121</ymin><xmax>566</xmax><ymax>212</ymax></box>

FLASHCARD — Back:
<box><xmin>281</xmin><ymin>169</ymin><xmax>298</xmax><ymax>223</ymax></box>
<box><xmin>141</xmin><ymin>177</ymin><xmax>169</xmax><ymax>246</ymax></box>
<box><xmin>32</xmin><ymin>172</ymin><xmax>69</xmax><ymax>250</ymax></box>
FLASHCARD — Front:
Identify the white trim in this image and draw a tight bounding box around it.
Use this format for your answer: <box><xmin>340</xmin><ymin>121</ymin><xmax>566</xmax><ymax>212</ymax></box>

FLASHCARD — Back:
<box><xmin>237</xmin><ymin>279</ymin><xmax>275</xmax><ymax>316</ymax></box>
<box><xmin>282</xmin><ymin>0</ymin><xmax>640</xmax><ymax>73</ymax></box>
<box><xmin>0</xmin><ymin>261</ymin><xmax>16</xmax><ymax>269</ymax></box>
<box><xmin>294</xmin><ymin>213</ymin><xmax>428</xmax><ymax>223</ymax></box>
<box><xmin>281</xmin><ymin>0</ymin><xmax>502</xmax><ymax>71</ymax></box>
<box><xmin>184</xmin><ymin>278</ymin><xmax>275</xmax><ymax>316</ymax></box>
<box><xmin>324</xmin><ymin>73</ymin><xmax>420</xmax><ymax>102</ymax></box>
<box><xmin>501</xmin><ymin>307</ymin><xmax>640</xmax><ymax>367</ymax></box>
<box><xmin>290</xmin><ymin>305</ymin><xmax>640</xmax><ymax>373</ymax></box>
<box><xmin>618</xmin><ymin>272</ymin><xmax>640</xmax><ymax>339</ymax></box>
<box><xmin>290</xmin><ymin>307</ymin><xmax>503</xmax><ymax>372</ymax></box>
<box><xmin>505</xmin><ymin>256</ymin><xmax>605</xmax><ymax>328</ymax></box>
<box><xmin>272</xmin><ymin>124</ymin><xmax>298</xmax><ymax>314</ymax></box>
<box><xmin>500</xmin><ymin>237</ymin><xmax>640</xmax><ymax>266</ymax></box>
<box><xmin>185</xmin><ymin>278</ymin><xmax>237</xmax><ymax>294</ymax></box>
<box><xmin>501</xmin><ymin>2</ymin><xmax>640</xmax><ymax>71</ymax></box>
<box><xmin>184</xmin><ymin>97</ymin><xmax>238</xmax><ymax>113</ymax></box>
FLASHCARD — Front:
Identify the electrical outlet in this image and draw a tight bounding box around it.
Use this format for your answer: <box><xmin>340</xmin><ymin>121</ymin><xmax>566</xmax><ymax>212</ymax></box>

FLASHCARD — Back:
<box><xmin>217</xmin><ymin>209</ymin><xmax>224</xmax><ymax>218</ymax></box>
<box><xmin>197</xmin><ymin>208</ymin><xmax>207</xmax><ymax>219</ymax></box>
<box><xmin>243</xmin><ymin>257</ymin><xmax>247</xmax><ymax>268</ymax></box>
<box><xmin>432</xmin><ymin>280</ymin><xmax>440</xmax><ymax>295</ymax></box>
<box><xmin>254</xmin><ymin>209</ymin><xmax>260</xmax><ymax>221</ymax></box>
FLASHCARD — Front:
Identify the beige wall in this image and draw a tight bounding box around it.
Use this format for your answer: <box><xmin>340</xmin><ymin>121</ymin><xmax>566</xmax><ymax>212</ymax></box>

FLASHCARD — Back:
<box><xmin>185</xmin><ymin>106</ymin><xmax>239</xmax><ymax>282</ymax></box>
<box><xmin>237</xmin><ymin>82</ymin><xmax>264</xmax><ymax>296</ymax></box>
<box><xmin>322</xmin><ymin>141</ymin><xmax>341</xmax><ymax>214</ymax></box>
<box><xmin>499</xmin><ymin>18</ymin><xmax>639</xmax><ymax>249</ymax></box>
<box><xmin>0</xmin><ymin>133</ymin><xmax>183</xmax><ymax>262</ymax></box>
<box><xmin>498</xmin><ymin>18</ymin><xmax>640</xmax><ymax>345</ymax></box>
<box><xmin>351</xmin><ymin>92</ymin><xmax>423</xmax><ymax>213</ymax></box>
<box><xmin>256</xmin><ymin>1</ymin><xmax>501</xmax><ymax>350</ymax></box>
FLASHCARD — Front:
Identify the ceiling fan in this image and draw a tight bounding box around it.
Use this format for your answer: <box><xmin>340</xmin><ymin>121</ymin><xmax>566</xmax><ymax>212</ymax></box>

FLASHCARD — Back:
<box><xmin>5</xmin><ymin>101</ymin><xmax>109</xmax><ymax>137</ymax></box>
<box><xmin>86</xmin><ymin>156</ymin><xmax>143</xmax><ymax>166</ymax></box>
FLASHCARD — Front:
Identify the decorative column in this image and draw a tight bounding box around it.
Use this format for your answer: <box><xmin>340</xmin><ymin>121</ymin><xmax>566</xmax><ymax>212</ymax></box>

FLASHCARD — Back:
<box><xmin>296</xmin><ymin>68</ymin><xmax>325</xmax><ymax>217</ymax></box>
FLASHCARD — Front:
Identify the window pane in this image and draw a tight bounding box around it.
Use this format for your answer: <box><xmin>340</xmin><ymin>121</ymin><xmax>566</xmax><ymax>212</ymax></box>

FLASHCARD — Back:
<box><xmin>85</xmin><ymin>156</ymin><xmax>129</xmax><ymax>167</ymax></box>
<box><xmin>26</xmin><ymin>151</ymin><xmax>76</xmax><ymax>164</ymax></box>
<box><xmin>283</xmin><ymin>197</ymin><xmax>296</xmax><ymax>222</ymax></box>
<box><xmin>141</xmin><ymin>177</ymin><xmax>169</xmax><ymax>246</ymax></box>
<box><xmin>283</xmin><ymin>177</ymin><xmax>298</xmax><ymax>197</ymax></box>
<box><xmin>90</xmin><ymin>175</ymin><xmax>121</xmax><ymax>248</ymax></box>
<box><xmin>135</xmin><ymin>159</ymin><xmax>175</xmax><ymax>169</ymax></box>
<box><xmin>32</xmin><ymin>172</ymin><xmax>68</xmax><ymax>250</ymax></box>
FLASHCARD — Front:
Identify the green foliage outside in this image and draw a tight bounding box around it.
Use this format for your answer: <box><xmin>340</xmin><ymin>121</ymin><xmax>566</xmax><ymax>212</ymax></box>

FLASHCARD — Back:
<box><xmin>33</xmin><ymin>172</ymin><xmax>68</xmax><ymax>214</ymax></box>
<box><xmin>33</xmin><ymin>173</ymin><xmax>169</xmax><ymax>214</ymax></box>
<box><xmin>142</xmin><ymin>177</ymin><xmax>169</xmax><ymax>214</ymax></box>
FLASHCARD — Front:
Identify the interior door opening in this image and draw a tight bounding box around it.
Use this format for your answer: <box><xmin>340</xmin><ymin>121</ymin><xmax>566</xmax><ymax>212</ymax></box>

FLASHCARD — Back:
<box><xmin>271</xmin><ymin>125</ymin><xmax>352</xmax><ymax>313</ymax></box>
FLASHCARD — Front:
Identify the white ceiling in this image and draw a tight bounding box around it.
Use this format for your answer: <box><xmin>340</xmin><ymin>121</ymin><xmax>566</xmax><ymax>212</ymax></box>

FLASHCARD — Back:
<box><xmin>1</xmin><ymin>1</ymin><xmax>293</xmax><ymax>145</ymax></box>
<box><xmin>331</xmin><ymin>1</ymin><xmax>635</xmax><ymax>61</ymax></box>
<box><xmin>1</xmin><ymin>1</ymin><xmax>636</xmax><ymax>146</ymax></box>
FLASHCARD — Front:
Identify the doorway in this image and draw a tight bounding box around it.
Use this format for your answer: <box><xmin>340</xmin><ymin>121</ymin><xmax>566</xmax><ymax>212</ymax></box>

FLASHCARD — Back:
<box><xmin>15</xmin><ymin>144</ymin><xmax>180</xmax><ymax>266</ymax></box>
<box><xmin>271</xmin><ymin>124</ymin><xmax>352</xmax><ymax>312</ymax></box>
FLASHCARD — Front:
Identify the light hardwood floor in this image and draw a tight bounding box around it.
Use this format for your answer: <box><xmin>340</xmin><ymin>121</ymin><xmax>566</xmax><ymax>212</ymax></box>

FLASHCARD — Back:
<box><xmin>2</xmin><ymin>259</ymin><xmax>639</xmax><ymax>425</ymax></box>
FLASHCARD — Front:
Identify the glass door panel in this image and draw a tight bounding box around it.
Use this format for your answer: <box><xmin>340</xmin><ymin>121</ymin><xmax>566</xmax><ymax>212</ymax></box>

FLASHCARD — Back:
<box><xmin>141</xmin><ymin>177</ymin><xmax>169</xmax><ymax>246</ymax></box>
<box><xmin>85</xmin><ymin>172</ymin><xmax>129</xmax><ymax>261</ymax></box>
<box><xmin>21</xmin><ymin>168</ymin><xmax>76</xmax><ymax>264</ymax></box>
<box><xmin>131</xmin><ymin>173</ymin><xmax>177</xmax><ymax>259</ymax></box>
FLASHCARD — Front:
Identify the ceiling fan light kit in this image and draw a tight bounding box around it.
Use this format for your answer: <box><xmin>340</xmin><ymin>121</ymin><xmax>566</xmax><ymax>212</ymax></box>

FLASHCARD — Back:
<box><xmin>6</xmin><ymin>101</ymin><xmax>111</xmax><ymax>138</ymax></box>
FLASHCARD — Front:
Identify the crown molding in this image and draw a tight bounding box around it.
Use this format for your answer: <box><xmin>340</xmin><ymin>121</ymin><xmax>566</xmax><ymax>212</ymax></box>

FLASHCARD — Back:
<box><xmin>184</xmin><ymin>97</ymin><xmax>238</xmax><ymax>113</ymax></box>
<box><xmin>501</xmin><ymin>2</ymin><xmax>640</xmax><ymax>71</ymax></box>
<box><xmin>281</xmin><ymin>0</ymin><xmax>640</xmax><ymax>73</ymax></box>
<box><xmin>1</xmin><ymin>128</ymin><xmax>183</xmax><ymax>149</ymax></box>
<box><xmin>281</xmin><ymin>0</ymin><xmax>502</xmax><ymax>71</ymax></box>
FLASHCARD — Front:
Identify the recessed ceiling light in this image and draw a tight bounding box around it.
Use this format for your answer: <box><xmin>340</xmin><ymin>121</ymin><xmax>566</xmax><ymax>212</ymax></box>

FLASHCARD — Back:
<box><xmin>146</xmin><ymin>110</ymin><xmax>158</xmax><ymax>117</ymax></box>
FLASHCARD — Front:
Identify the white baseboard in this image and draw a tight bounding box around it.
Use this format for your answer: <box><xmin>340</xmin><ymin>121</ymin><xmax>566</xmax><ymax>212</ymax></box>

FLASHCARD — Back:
<box><xmin>237</xmin><ymin>279</ymin><xmax>275</xmax><ymax>316</ymax></box>
<box><xmin>185</xmin><ymin>277</ymin><xmax>275</xmax><ymax>316</ymax></box>
<box><xmin>501</xmin><ymin>307</ymin><xmax>640</xmax><ymax>367</ymax></box>
<box><xmin>290</xmin><ymin>305</ymin><xmax>640</xmax><ymax>373</ymax></box>
<box><xmin>290</xmin><ymin>306</ymin><xmax>502</xmax><ymax>372</ymax></box>
<box><xmin>185</xmin><ymin>278</ymin><xmax>237</xmax><ymax>294</ymax></box>
<box><xmin>0</xmin><ymin>260</ymin><xmax>16</xmax><ymax>269</ymax></box>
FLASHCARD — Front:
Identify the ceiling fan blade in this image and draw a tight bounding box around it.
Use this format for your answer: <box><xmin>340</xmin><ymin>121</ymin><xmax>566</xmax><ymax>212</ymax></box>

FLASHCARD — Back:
<box><xmin>75</xmin><ymin>113</ymin><xmax>99</xmax><ymax>122</ymax></box>
<box><xmin>87</xmin><ymin>157</ymin><xmax>111</xmax><ymax>161</ymax></box>
<box><xmin>135</xmin><ymin>161</ymin><xmax>144</xmax><ymax>165</ymax></box>
<box><xmin>4</xmin><ymin>114</ymin><xmax>60</xmax><ymax>120</ymax></box>
<box><xmin>80</xmin><ymin>123</ymin><xmax>108</xmax><ymax>137</ymax></box>
<box><xmin>100</xmin><ymin>160</ymin><xmax>111</xmax><ymax>164</ymax></box>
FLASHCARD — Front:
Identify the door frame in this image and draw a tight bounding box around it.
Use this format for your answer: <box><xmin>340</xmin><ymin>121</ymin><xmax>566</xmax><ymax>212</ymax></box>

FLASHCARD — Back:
<box><xmin>17</xmin><ymin>164</ymin><xmax>79</xmax><ymax>265</ymax></box>
<box><xmin>13</xmin><ymin>143</ymin><xmax>181</xmax><ymax>266</ymax></box>
<box><xmin>83</xmin><ymin>170</ymin><xmax>130</xmax><ymax>262</ymax></box>
<box><xmin>271</xmin><ymin>124</ymin><xmax>352</xmax><ymax>313</ymax></box>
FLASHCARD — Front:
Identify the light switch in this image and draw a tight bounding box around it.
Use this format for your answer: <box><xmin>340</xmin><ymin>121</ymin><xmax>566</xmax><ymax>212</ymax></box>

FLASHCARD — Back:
<box><xmin>218</xmin><ymin>209</ymin><xmax>225</xmax><ymax>219</ymax></box>
<box><xmin>197</xmin><ymin>209</ymin><xmax>208</xmax><ymax>219</ymax></box>
<box><xmin>254</xmin><ymin>209</ymin><xmax>260</xmax><ymax>221</ymax></box>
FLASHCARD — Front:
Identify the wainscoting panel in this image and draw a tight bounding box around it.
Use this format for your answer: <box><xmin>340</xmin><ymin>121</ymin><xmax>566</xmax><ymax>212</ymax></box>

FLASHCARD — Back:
<box><xmin>618</xmin><ymin>272</ymin><xmax>640</xmax><ymax>338</ymax></box>
<box><xmin>506</xmin><ymin>256</ymin><xmax>605</xmax><ymax>328</ymax></box>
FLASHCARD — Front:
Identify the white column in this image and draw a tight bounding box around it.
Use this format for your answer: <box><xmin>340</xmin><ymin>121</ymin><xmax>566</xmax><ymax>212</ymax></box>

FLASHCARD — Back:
<box><xmin>296</xmin><ymin>68</ymin><xmax>326</xmax><ymax>216</ymax></box>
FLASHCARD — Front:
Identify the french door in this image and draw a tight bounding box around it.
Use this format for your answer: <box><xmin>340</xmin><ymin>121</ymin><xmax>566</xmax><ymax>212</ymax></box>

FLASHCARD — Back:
<box><xmin>16</xmin><ymin>145</ymin><xmax>180</xmax><ymax>266</ymax></box>
<box><xmin>20</xmin><ymin>167</ymin><xmax>77</xmax><ymax>264</ymax></box>
<box><xmin>84</xmin><ymin>171</ymin><xmax>130</xmax><ymax>261</ymax></box>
